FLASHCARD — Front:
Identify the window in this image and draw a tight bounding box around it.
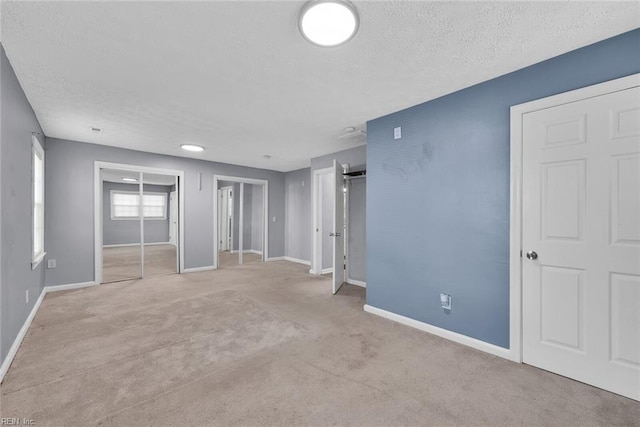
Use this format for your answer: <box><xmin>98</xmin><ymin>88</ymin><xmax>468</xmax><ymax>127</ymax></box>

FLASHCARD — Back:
<box><xmin>32</xmin><ymin>135</ymin><xmax>45</xmax><ymax>269</ymax></box>
<box><xmin>110</xmin><ymin>191</ymin><xmax>167</xmax><ymax>220</ymax></box>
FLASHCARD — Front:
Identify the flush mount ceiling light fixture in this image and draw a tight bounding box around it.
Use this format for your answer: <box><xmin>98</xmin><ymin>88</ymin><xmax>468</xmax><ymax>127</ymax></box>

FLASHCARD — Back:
<box><xmin>299</xmin><ymin>0</ymin><xmax>359</xmax><ymax>47</ymax></box>
<box><xmin>181</xmin><ymin>144</ymin><xmax>205</xmax><ymax>152</ymax></box>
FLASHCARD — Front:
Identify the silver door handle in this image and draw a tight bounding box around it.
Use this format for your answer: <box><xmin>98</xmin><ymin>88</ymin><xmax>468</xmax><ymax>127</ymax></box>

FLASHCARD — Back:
<box><xmin>526</xmin><ymin>251</ymin><xmax>538</xmax><ymax>260</ymax></box>
<box><xmin>329</xmin><ymin>232</ymin><xmax>341</xmax><ymax>237</ymax></box>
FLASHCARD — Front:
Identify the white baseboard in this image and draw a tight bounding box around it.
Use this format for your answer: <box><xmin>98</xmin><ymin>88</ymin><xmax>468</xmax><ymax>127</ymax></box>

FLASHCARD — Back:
<box><xmin>230</xmin><ymin>249</ymin><xmax>263</xmax><ymax>255</ymax></box>
<box><xmin>363</xmin><ymin>304</ymin><xmax>512</xmax><ymax>361</ymax></box>
<box><xmin>45</xmin><ymin>281</ymin><xmax>98</xmax><ymax>292</ymax></box>
<box><xmin>266</xmin><ymin>257</ymin><xmax>285</xmax><ymax>262</ymax></box>
<box><xmin>346</xmin><ymin>279</ymin><xmax>366</xmax><ymax>288</ymax></box>
<box><xmin>321</xmin><ymin>268</ymin><xmax>333</xmax><ymax>275</ymax></box>
<box><xmin>183</xmin><ymin>265</ymin><xmax>216</xmax><ymax>273</ymax></box>
<box><xmin>283</xmin><ymin>256</ymin><xmax>311</xmax><ymax>266</ymax></box>
<box><xmin>103</xmin><ymin>242</ymin><xmax>171</xmax><ymax>248</ymax></box>
<box><xmin>0</xmin><ymin>288</ymin><xmax>46</xmax><ymax>383</ymax></box>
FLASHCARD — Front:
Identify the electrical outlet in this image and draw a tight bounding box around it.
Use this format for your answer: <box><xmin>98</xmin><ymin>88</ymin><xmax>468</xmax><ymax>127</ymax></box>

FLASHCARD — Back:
<box><xmin>26</xmin><ymin>290</ymin><xmax>29</xmax><ymax>304</ymax></box>
<box><xmin>272</xmin><ymin>216</ymin><xmax>276</xmax><ymax>223</ymax></box>
<box><xmin>394</xmin><ymin>126</ymin><xmax>402</xmax><ymax>140</ymax></box>
<box><xmin>47</xmin><ymin>259</ymin><xmax>56</xmax><ymax>269</ymax></box>
<box><xmin>440</xmin><ymin>293</ymin><xmax>452</xmax><ymax>310</ymax></box>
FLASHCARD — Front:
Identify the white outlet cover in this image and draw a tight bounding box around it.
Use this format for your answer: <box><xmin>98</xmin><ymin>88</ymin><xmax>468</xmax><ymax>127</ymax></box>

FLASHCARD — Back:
<box><xmin>394</xmin><ymin>127</ymin><xmax>402</xmax><ymax>140</ymax></box>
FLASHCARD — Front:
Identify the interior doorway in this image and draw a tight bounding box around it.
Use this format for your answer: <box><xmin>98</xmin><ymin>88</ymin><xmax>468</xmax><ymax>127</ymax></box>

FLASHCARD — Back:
<box><xmin>213</xmin><ymin>175</ymin><xmax>268</xmax><ymax>269</ymax></box>
<box><xmin>94</xmin><ymin>162</ymin><xmax>185</xmax><ymax>284</ymax></box>
<box><xmin>312</xmin><ymin>160</ymin><xmax>346</xmax><ymax>294</ymax></box>
<box><xmin>511</xmin><ymin>73</ymin><xmax>640</xmax><ymax>400</ymax></box>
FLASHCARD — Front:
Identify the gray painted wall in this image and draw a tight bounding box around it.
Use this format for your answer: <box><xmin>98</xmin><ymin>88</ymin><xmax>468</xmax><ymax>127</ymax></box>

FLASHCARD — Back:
<box><xmin>45</xmin><ymin>138</ymin><xmax>285</xmax><ymax>286</ymax></box>
<box><xmin>347</xmin><ymin>177</ymin><xmax>366</xmax><ymax>282</ymax></box>
<box><xmin>102</xmin><ymin>182</ymin><xmax>171</xmax><ymax>245</ymax></box>
<box><xmin>284</xmin><ymin>168</ymin><xmax>311</xmax><ymax>262</ymax></box>
<box><xmin>0</xmin><ymin>45</ymin><xmax>46</xmax><ymax>363</ymax></box>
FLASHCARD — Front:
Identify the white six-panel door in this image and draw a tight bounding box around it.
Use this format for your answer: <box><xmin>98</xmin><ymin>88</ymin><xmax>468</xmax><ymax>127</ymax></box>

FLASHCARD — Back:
<box><xmin>522</xmin><ymin>86</ymin><xmax>640</xmax><ymax>400</ymax></box>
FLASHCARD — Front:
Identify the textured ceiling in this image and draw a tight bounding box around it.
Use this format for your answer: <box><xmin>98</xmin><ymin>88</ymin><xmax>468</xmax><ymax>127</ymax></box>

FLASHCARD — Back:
<box><xmin>2</xmin><ymin>1</ymin><xmax>638</xmax><ymax>172</ymax></box>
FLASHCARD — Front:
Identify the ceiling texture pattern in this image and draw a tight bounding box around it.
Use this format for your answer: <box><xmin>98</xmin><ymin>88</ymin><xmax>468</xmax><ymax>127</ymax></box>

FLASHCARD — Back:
<box><xmin>2</xmin><ymin>1</ymin><xmax>638</xmax><ymax>171</ymax></box>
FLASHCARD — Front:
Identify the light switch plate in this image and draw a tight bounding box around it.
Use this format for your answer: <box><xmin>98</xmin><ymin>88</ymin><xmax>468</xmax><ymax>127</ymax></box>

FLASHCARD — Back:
<box><xmin>394</xmin><ymin>126</ymin><xmax>402</xmax><ymax>140</ymax></box>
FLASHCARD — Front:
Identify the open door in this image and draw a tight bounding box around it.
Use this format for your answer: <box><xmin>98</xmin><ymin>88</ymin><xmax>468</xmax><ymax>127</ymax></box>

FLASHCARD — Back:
<box><xmin>332</xmin><ymin>159</ymin><xmax>345</xmax><ymax>294</ymax></box>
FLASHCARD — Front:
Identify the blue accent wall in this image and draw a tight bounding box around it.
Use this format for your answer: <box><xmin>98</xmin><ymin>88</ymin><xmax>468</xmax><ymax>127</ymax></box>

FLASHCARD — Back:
<box><xmin>366</xmin><ymin>29</ymin><xmax>640</xmax><ymax>349</ymax></box>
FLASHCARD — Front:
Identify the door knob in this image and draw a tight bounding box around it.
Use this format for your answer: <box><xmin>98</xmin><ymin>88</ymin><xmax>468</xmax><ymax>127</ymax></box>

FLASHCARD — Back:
<box><xmin>526</xmin><ymin>251</ymin><xmax>538</xmax><ymax>260</ymax></box>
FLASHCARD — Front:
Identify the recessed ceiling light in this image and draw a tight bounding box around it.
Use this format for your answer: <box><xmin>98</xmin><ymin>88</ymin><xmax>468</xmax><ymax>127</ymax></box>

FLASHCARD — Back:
<box><xmin>89</xmin><ymin>126</ymin><xmax>103</xmax><ymax>134</ymax></box>
<box><xmin>299</xmin><ymin>0</ymin><xmax>359</xmax><ymax>47</ymax></box>
<box><xmin>181</xmin><ymin>144</ymin><xmax>205</xmax><ymax>152</ymax></box>
<box><xmin>122</xmin><ymin>177</ymin><xmax>137</xmax><ymax>182</ymax></box>
<box><xmin>263</xmin><ymin>155</ymin><xmax>272</xmax><ymax>159</ymax></box>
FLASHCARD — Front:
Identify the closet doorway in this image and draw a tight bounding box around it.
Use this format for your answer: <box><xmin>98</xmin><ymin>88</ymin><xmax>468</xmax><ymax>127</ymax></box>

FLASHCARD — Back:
<box><xmin>213</xmin><ymin>175</ymin><xmax>268</xmax><ymax>268</ymax></box>
<box><xmin>94</xmin><ymin>162</ymin><xmax>185</xmax><ymax>284</ymax></box>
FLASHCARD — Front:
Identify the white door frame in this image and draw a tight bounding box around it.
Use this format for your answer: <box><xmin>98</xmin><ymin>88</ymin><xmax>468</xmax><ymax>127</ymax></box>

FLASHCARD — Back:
<box><xmin>94</xmin><ymin>161</ymin><xmax>185</xmax><ymax>284</ymax></box>
<box><xmin>311</xmin><ymin>167</ymin><xmax>333</xmax><ymax>275</ymax></box>
<box><xmin>213</xmin><ymin>175</ymin><xmax>268</xmax><ymax>269</ymax></box>
<box><xmin>509</xmin><ymin>72</ymin><xmax>640</xmax><ymax>364</ymax></box>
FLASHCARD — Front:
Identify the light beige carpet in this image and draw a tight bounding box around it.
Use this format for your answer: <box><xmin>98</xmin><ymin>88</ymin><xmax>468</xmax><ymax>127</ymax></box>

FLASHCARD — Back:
<box><xmin>102</xmin><ymin>244</ymin><xmax>177</xmax><ymax>283</ymax></box>
<box><xmin>218</xmin><ymin>250</ymin><xmax>262</xmax><ymax>268</ymax></box>
<box><xmin>1</xmin><ymin>260</ymin><xmax>638</xmax><ymax>426</ymax></box>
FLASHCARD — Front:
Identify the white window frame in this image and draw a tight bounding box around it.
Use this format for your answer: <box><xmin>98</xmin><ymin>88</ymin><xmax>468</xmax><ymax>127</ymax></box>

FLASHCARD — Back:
<box><xmin>110</xmin><ymin>190</ymin><xmax>167</xmax><ymax>220</ymax></box>
<box><xmin>32</xmin><ymin>135</ymin><xmax>46</xmax><ymax>269</ymax></box>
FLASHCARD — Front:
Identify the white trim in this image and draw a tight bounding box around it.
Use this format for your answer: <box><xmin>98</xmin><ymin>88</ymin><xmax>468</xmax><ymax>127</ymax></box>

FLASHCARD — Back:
<box><xmin>266</xmin><ymin>256</ymin><xmax>285</xmax><ymax>262</ymax></box>
<box><xmin>45</xmin><ymin>281</ymin><xmax>98</xmax><ymax>293</ymax></box>
<box><xmin>31</xmin><ymin>251</ymin><xmax>46</xmax><ymax>270</ymax></box>
<box><xmin>321</xmin><ymin>267</ymin><xmax>333</xmax><ymax>275</ymax></box>
<box><xmin>0</xmin><ymin>288</ymin><xmax>46</xmax><ymax>383</ymax></box>
<box><xmin>183</xmin><ymin>265</ymin><xmax>216</xmax><ymax>273</ymax></box>
<box><xmin>346</xmin><ymin>278</ymin><xmax>366</xmax><ymax>288</ymax></box>
<box><xmin>311</xmin><ymin>167</ymin><xmax>333</xmax><ymax>276</ymax></box>
<box><xmin>94</xmin><ymin>161</ymin><xmax>185</xmax><ymax>284</ymax></box>
<box><xmin>283</xmin><ymin>256</ymin><xmax>311</xmax><ymax>266</ymax></box>
<box><xmin>0</xmin><ymin>280</ymin><xmax>103</xmax><ymax>382</ymax></box>
<box><xmin>213</xmin><ymin>175</ymin><xmax>269</xmax><ymax>269</ymax></box>
<box><xmin>508</xmin><ymin>72</ymin><xmax>640</xmax><ymax>364</ymax></box>
<box><xmin>364</xmin><ymin>304</ymin><xmax>511</xmax><ymax>360</ymax></box>
<box><xmin>103</xmin><ymin>242</ymin><xmax>172</xmax><ymax>248</ymax></box>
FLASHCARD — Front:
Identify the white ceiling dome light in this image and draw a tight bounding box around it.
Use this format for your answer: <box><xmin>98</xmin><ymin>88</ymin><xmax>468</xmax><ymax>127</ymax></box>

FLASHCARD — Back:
<box><xmin>299</xmin><ymin>0</ymin><xmax>359</xmax><ymax>47</ymax></box>
<box><xmin>180</xmin><ymin>144</ymin><xmax>204</xmax><ymax>152</ymax></box>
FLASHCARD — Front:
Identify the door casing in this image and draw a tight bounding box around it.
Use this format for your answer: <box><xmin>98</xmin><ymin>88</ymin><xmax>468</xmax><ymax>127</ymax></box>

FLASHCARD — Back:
<box><xmin>212</xmin><ymin>175</ymin><xmax>268</xmax><ymax>269</ymax></box>
<box><xmin>93</xmin><ymin>161</ymin><xmax>185</xmax><ymax>285</ymax></box>
<box><xmin>509</xmin><ymin>72</ymin><xmax>640</xmax><ymax>364</ymax></box>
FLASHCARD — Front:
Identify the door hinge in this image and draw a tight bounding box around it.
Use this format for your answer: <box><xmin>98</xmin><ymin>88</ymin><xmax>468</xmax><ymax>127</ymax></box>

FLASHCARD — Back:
<box><xmin>520</xmin><ymin>250</ymin><xmax>523</xmax><ymax>258</ymax></box>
